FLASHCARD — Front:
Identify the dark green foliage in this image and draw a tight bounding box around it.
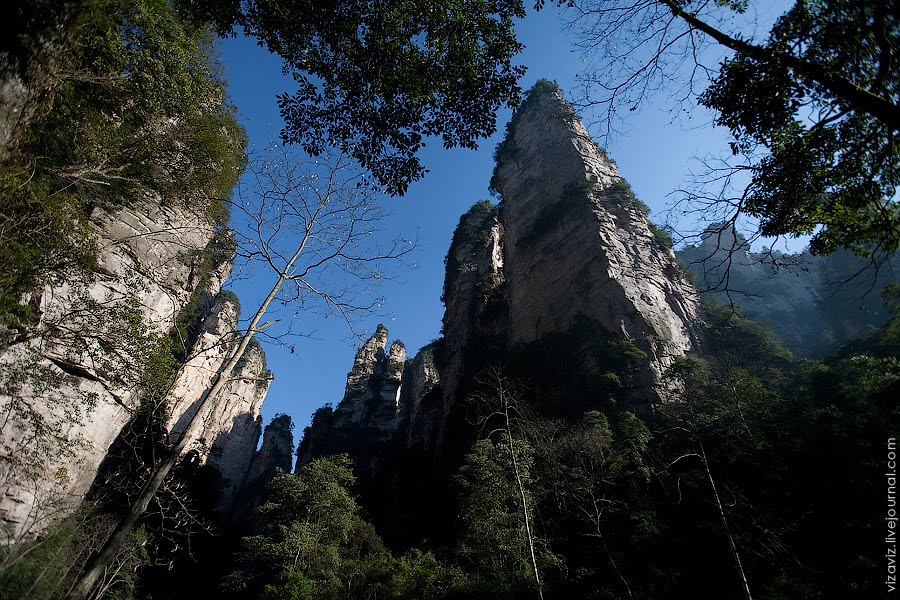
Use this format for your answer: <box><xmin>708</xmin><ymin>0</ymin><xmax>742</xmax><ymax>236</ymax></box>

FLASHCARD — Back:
<box><xmin>604</xmin><ymin>178</ymin><xmax>649</xmax><ymax>215</ymax></box>
<box><xmin>652</xmin><ymin>295</ymin><xmax>900</xmax><ymax>598</ymax></box>
<box><xmin>1</xmin><ymin>0</ymin><xmax>246</xmax><ymax>329</ymax></box>
<box><xmin>532</xmin><ymin>410</ymin><xmax>658</xmax><ymax>598</ymax></box>
<box><xmin>700</xmin><ymin>0</ymin><xmax>900</xmax><ymax>256</ymax></box>
<box><xmin>453</xmin><ymin>437</ymin><xmax>545</xmax><ymax>598</ymax></box>
<box><xmin>224</xmin><ymin>456</ymin><xmax>468</xmax><ymax>600</ymax></box>
<box><xmin>178</xmin><ymin>0</ymin><xmax>526</xmax><ymax>196</ymax></box>
<box><xmin>285</xmin><ymin>293</ymin><xmax>898</xmax><ymax>599</ymax></box>
<box><xmin>507</xmin><ymin>314</ymin><xmax>648</xmax><ymax>416</ymax></box>
<box><xmin>223</xmin><ymin>456</ymin><xmax>361</xmax><ymax>598</ymax></box>
<box><xmin>0</xmin><ymin>507</ymin><xmax>149</xmax><ymax>600</ymax></box>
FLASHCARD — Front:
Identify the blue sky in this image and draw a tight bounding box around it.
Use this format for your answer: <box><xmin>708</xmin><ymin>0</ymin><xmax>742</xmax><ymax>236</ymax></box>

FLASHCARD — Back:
<box><xmin>218</xmin><ymin>5</ymin><xmax>785</xmax><ymax>437</ymax></box>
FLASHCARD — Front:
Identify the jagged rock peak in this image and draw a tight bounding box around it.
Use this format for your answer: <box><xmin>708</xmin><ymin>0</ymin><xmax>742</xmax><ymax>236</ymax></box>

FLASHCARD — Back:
<box><xmin>332</xmin><ymin>325</ymin><xmax>406</xmax><ymax>434</ymax></box>
<box><xmin>295</xmin><ymin>325</ymin><xmax>413</xmax><ymax>468</ymax></box>
<box><xmin>347</xmin><ymin>324</ymin><xmax>390</xmax><ymax>390</ymax></box>
<box><xmin>248</xmin><ymin>414</ymin><xmax>294</xmax><ymax>483</ymax></box>
<box><xmin>491</xmin><ymin>79</ymin><xmax>704</xmax><ymax>403</ymax></box>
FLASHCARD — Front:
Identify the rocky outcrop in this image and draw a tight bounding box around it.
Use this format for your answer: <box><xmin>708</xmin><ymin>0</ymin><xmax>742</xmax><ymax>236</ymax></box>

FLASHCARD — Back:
<box><xmin>399</xmin><ymin>343</ymin><xmax>442</xmax><ymax>449</ymax></box>
<box><xmin>295</xmin><ymin>325</ymin><xmax>445</xmax><ymax>466</ymax></box>
<box><xmin>491</xmin><ymin>82</ymin><xmax>703</xmax><ymax>403</ymax></box>
<box><xmin>247</xmin><ymin>414</ymin><xmax>294</xmax><ymax>485</ymax></box>
<box><xmin>0</xmin><ymin>198</ymin><xmax>270</xmax><ymax>537</ymax></box>
<box><xmin>678</xmin><ymin>224</ymin><xmax>900</xmax><ymax>356</ymax></box>
<box><xmin>296</xmin><ymin>325</ymin><xmax>408</xmax><ymax>467</ymax></box>
<box><xmin>166</xmin><ymin>294</ymin><xmax>272</xmax><ymax>510</ymax></box>
<box><xmin>298</xmin><ymin>82</ymin><xmax>706</xmax><ymax>465</ymax></box>
<box><xmin>329</xmin><ymin>324</ymin><xmax>405</xmax><ymax>438</ymax></box>
<box><xmin>438</xmin><ymin>202</ymin><xmax>506</xmax><ymax>445</ymax></box>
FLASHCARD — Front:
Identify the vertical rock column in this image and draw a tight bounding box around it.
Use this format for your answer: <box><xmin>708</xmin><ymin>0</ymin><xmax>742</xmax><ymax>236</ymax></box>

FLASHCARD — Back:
<box><xmin>438</xmin><ymin>202</ymin><xmax>506</xmax><ymax>444</ymax></box>
<box><xmin>492</xmin><ymin>83</ymin><xmax>704</xmax><ymax>403</ymax></box>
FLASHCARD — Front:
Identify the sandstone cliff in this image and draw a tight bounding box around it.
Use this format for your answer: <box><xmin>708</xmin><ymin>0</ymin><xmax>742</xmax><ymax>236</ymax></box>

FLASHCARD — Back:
<box><xmin>296</xmin><ymin>325</ymin><xmax>417</xmax><ymax>468</ymax></box>
<box><xmin>298</xmin><ymin>82</ymin><xmax>705</xmax><ymax>466</ymax></box>
<box><xmin>0</xmin><ymin>198</ymin><xmax>270</xmax><ymax>537</ymax></box>
<box><xmin>490</xmin><ymin>82</ymin><xmax>703</xmax><ymax>403</ymax></box>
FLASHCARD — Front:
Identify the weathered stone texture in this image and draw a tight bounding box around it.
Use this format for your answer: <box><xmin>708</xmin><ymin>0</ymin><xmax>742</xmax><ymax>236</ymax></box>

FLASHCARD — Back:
<box><xmin>323</xmin><ymin>325</ymin><xmax>406</xmax><ymax>443</ymax></box>
<box><xmin>0</xmin><ymin>199</ymin><xmax>269</xmax><ymax>536</ymax></box>
<box><xmin>493</xmin><ymin>86</ymin><xmax>703</xmax><ymax>401</ymax></box>
<box><xmin>166</xmin><ymin>294</ymin><xmax>271</xmax><ymax>510</ymax></box>
<box><xmin>295</xmin><ymin>84</ymin><xmax>707</xmax><ymax>469</ymax></box>
<box><xmin>247</xmin><ymin>414</ymin><xmax>294</xmax><ymax>483</ymax></box>
<box><xmin>400</xmin><ymin>344</ymin><xmax>442</xmax><ymax>448</ymax></box>
<box><xmin>439</xmin><ymin>205</ymin><xmax>505</xmax><ymax>444</ymax></box>
<box><xmin>296</xmin><ymin>325</ymin><xmax>446</xmax><ymax>465</ymax></box>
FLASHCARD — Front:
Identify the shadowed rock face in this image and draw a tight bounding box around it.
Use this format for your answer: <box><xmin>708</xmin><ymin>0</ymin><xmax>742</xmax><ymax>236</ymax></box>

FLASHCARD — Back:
<box><xmin>491</xmin><ymin>85</ymin><xmax>703</xmax><ymax>403</ymax></box>
<box><xmin>296</xmin><ymin>325</ymin><xmax>412</xmax><ymax>468</ymax></box>
<box><xmin>329</xmin><ymin>324</ymin><xmax>406</xmax><ymax>437</ymax></box>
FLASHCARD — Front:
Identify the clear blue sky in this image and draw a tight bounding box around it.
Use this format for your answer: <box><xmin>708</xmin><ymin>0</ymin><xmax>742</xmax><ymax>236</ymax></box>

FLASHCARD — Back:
<box><xmin>218</xmin><ymin>4</ymin><xmax>788</xmax><ymax>437</ymax></box>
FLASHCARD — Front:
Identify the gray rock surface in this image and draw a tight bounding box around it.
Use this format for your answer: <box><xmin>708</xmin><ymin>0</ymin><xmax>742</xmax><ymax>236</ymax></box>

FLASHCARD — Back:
<box><xmin>400</xmin><ymin>344</ymin><xmax>442</xmax><ymax>447</ymax></box>
<box><xmin>296</xmin><ymin>325</ymin><xmax>447</xmax><ymax>465</ymax></box>
<box><xmin>492</xmin><ymin>85</ymin><xmax>703</xmax><ymax>403</ymax></box>
<box><xmin>0</xmin><ymin>198</ymin><xmax>270</xmax><ymax>537</ymax></box>
<box><xmin>326</xmin><ymin>324</ymin><xmax>406</xmax><ymax>439</ymax></box>
<box><xmin>296</xmin><ymin>84</ymin><xmax>708</xmax><ymax>464</ymax></box>
<box><xmin>166</xmin><ymin>294</ymin><xmax>271</xmax><ymax>511</ymax></box>
<box><xmin>439</xmin><ymin>203</ymin><xmax>506</xmax><ymax>445</ymax></box>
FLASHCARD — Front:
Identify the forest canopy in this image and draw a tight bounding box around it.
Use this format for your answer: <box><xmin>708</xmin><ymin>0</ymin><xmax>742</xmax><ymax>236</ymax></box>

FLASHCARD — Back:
<box><xmin>175</xmin><ymin>0</ymin><xmax>529</xmax><ymax>196</ymax></box>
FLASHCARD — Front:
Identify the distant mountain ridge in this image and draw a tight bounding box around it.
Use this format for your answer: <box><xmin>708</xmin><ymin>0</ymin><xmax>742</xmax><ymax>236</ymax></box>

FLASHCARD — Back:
<box><xmin>677</xmin><ymin>225</ymin><xmax>899</xmax><ymax>357</ymax></box>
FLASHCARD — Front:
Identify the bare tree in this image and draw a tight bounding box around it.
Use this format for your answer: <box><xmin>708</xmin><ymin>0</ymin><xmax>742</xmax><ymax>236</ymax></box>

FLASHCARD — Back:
<box><xmin>67</xmin><ymin>147</ymin><xmax>414</xmax><ymax>600</ymax></box>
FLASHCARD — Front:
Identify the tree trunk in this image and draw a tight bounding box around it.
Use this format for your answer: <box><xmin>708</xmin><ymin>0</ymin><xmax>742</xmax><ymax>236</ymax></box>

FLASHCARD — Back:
<box><xmin>503</xmin><ymin>397</ymin><xmax>543</xmax><ymax>600</ymax></box>
<box><xmin>67</xmin><ymin>219</ymin><xmax>317</xmax><ymax>600</ymax></box>
<box><xmin>698</xmin><ymin>440</ymin><xmax>753</xmax><ymax>600</ymax></box>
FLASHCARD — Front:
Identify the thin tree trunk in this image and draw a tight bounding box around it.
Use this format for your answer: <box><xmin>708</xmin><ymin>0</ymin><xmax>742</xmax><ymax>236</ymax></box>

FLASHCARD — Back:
<box><xmin>503</xmin><ymin>396</ymin><xmax>543</xmax><ymax>600</ymax></box>
<box><xmin>67</xmin><ymin>218</ymin><xmax>318</xmax><ymax>600</ymax></box>
<box><xmin>698</xmin><ymin>440</ymin><xmax>753</xmax><ymax>600</ymax></box>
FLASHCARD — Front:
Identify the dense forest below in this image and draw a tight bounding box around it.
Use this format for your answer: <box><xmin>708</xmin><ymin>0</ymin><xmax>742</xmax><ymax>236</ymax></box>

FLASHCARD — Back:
<box><xmin>1</xmin><ymin>0</ymin><xmax>899</xmax><ymax>599</ymax></box>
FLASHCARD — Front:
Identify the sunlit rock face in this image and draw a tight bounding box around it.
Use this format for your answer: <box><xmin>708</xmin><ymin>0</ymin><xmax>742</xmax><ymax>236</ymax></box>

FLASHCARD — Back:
<box><xmin>165</xmin><ymin>294</ymin><xmax>271</xmax><ymax>511</ymax></box>
<box><xmin>0</xmin><ymin>197</ymin><xmax>270</xmax><ymax>537</ymax></box>
<box><xmin>491</xmin><ymin>84</ymin><xmax>704</xmax><ymax>403</ymax></box>
<box><xmin>298</xmin><ymin>84</ymin><xmax>706</xmax><ymax>465</ymax></box>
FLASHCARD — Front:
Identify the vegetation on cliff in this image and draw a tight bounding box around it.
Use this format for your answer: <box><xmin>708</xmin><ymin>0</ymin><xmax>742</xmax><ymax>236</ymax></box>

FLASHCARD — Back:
<box><xmin>0</xmin><ymin>0</ymin><xmax>245</xmax><ymax>331</ymax></box>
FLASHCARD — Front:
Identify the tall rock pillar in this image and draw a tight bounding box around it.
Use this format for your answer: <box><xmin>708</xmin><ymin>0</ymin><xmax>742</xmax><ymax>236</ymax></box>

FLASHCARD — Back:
<box><xmin>492</xmin><ymin>82</ymin><xmax>703</xmax><ymax>402</ymax></box>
